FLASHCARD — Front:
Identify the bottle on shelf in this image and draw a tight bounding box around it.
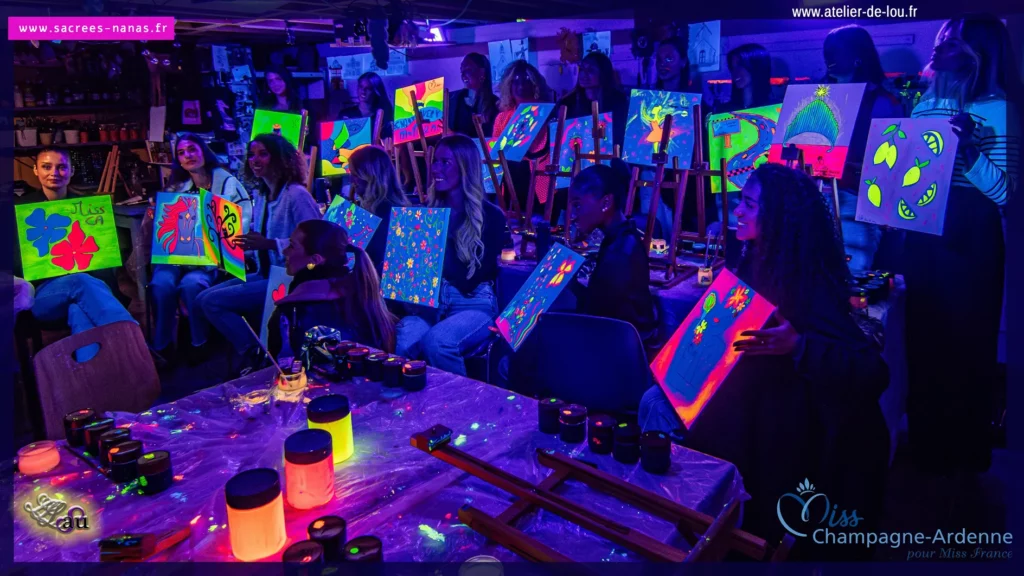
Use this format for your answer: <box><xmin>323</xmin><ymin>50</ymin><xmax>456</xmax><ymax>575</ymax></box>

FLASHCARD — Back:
<box><xmin>63</xmin><ymin>87</ymin><xmax>73</xmax><ymax>105</ymax></box>
<box><xmin>24</xmin><ymin>83</ymin><xmax>36</xmax><ymax>108</ymax></box>
<box><xmin>14</xmin><ymin>84</ymin><xmax>23</xmax><ymax>108</ymax></box>
<box><xmin>45</xmin><ymin>87</ymin><xmax>58</xmax><ymax>107</ymax></box>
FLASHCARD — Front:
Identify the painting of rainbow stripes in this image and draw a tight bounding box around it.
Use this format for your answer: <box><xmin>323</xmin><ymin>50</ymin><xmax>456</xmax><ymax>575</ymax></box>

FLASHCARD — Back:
<box><xmin>650</xmin><ymin>269</ymin><xmax>775</xmax><ymax>429</ymax></box>
<box><xmin>496</xmin><ymin>242</ymin><xmax>585</xmax><ymax>351</ymax></box>
<box><xmin>393</xmin><ymin>77</ymin><xmax>445</xmax><ymax>145</ymax></box>
<box><xmin>380</xmin><ymin>207</ymin><xmax>450</xmax><ymax>308</ymax></box>
<box><xmin>707</xmin><ymin>104</ymin><xmax>781</xmax><ymax>192</ymax></box>
<box><xmin>623</xmin><ymin>90</ymin><xmax>702</xmax><ymax>168</ymax></box>
<box><xmin>549</xmin><ymin>113</ymin><xmax>614</xmax><ymax>188</ymax></box>
<box><xmin>323</xmin><ymin>195</ymin><xmax>383</xmax><ymax>250</ymax></box>
<box><xmin>767</xmin><ymin>83</ymin><xmax>866</xmax><ymax>179</ymax></box>
<box><xmin>201</xmin><ymin>190</ymin><xmax>246</xmax><ymax>281</ymax></box>
<box><xmin>494</xmin><ymin>103</ymin><xmax>556</xmax><ymax>163</ymax></box>
<box><xmin>320</xmin><ymin>118</ymin><xmax>373</xmax><ymax>177</ymax></box>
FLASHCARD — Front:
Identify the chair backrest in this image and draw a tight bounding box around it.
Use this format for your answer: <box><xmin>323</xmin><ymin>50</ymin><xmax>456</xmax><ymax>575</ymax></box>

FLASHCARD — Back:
<box><xmin>33</xmin><ymin>321</ymin><xmax>161</xmax><ymax>440</ymax></box>
<box><xmin>508</xmin><ymin>312</ymin><xmax>651</xmax><ymax>414</ymax></box>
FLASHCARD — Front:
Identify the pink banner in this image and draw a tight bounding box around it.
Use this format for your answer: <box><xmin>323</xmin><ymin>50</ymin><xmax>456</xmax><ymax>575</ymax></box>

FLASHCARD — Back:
<box><xmin>8</xmin><ymin>17</ymin><xmax>175</xmax><ymax>40</ymax></box>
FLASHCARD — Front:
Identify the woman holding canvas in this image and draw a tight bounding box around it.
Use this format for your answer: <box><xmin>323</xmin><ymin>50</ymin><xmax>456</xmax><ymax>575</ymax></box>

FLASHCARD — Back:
<box><xmin>493</xmin><ymin>60</ymin><xmax>554</xmax><ymax>217</ymax></box>
<box><xmin>347</xmin><ymin>145</ymin><xmax>411</xmax><ymax>272</ymax></box>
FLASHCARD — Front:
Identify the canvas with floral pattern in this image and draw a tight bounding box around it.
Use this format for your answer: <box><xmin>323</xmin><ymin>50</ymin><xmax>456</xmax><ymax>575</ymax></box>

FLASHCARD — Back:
<box><xmin>494</xmin><ymin>103</ymin><xmax>557</xmax><ymax>163</ymax></box>
<box><xmin>380</xmin><ymin>207</ymin><xmax>450</xmax><ymax>308</ymax></box>
<box><xmin>393</xmin><ymin>77</ymin><xmax>445</xmax><ymax>145</ymax></box>
<box><xmin>320</xmin><ymin>117</ymin><xmax>373</xmax><ymax>177</ymax></box>
<box><xmin>16</xmin><ymin>195</ymin><xmax>122</xmax><ymax>282</ymax></box>
<box><xmin>549</xmin><ymin>113</ymin><xmax>614</xmax><ymax>188</ymax></box>
<box><xmin>707</xmin><ymin>104</ymin><xmax>782</xmax><ymax>192</ymax></box>
<box><xmin>251</xmin><ymin>109</ymin><xmax>307</xmax><ymax>150</ymax></box>
<box><xmin>767</xmin><ymin>83</ymin><xmax>866</xmax><ymax>178</ymax></box>
<box><xmin>323</xmin><ymin>195</ymin><xmax>383</xmax><ymax>250</ymax></box>
<box><xmin>495</xmin><ymin>242</ymin><xmax>585</xmax><ymax>351</ymax></box>
<box><xmin>650</xmin><ymin>268</ymin><xmax>775</xmax><ymax>429</ymax></box>
<box><xmin>623</xmin><ymin>90</ymin><xmax>702</xmax><ymax>168</ymax></box>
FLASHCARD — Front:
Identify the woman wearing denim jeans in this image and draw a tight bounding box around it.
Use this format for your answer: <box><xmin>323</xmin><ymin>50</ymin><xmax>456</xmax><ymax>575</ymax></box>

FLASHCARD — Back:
<box><xmin>395</xmin><ymin>135</ymin><xmax>507</xmax><ymax>375</ymax></box>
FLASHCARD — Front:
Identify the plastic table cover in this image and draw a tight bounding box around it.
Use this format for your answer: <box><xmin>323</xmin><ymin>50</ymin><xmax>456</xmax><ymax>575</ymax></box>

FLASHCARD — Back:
<box><xmin>13</xmin><ymin>368</ymin><xmax>746</xmax><ymax>562</ymax></box>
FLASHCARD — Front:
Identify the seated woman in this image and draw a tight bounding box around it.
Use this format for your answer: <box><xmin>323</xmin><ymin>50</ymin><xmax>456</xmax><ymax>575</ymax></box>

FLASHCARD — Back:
<box><xmin>338</xmin><ymin>72</ymin><xmax>394</xmax><ymax>141</ymax></box>
<box><xmin>449</xmin><ymin>53</ymin><xmax>499</xmax><ymax>138</ymax></box>
<box><xmin>395</xmin><ymin>134</ymin><xmax>506</xmax><ymax>376</ymax></box>
<box><xmin>347</xmin><ymin>146</ymin><xmax>410</xmax><ymax>271</ymax></box>
<box><xmin>196</xmin><ymin>133</ymin><xmax>321</xmax><ymax>374</ymax></box>
<box><xmin>269</xmin><ymin>220</ymin><xmax>396</xmax><ymax>355</ymax></box>
<box><xmin>150</xmin><ymin>133</ymin><xmax>252</xmax><ymax>362</ymax></box>
<box><xmin>493</xmin><ymin>60</ymin><xmax>554</xmax><ymax>216</ymax></box>
<box><xmin>639</xmin><ymin>164</ymin><xmax>890</xmax><ymax>556</ymax></box>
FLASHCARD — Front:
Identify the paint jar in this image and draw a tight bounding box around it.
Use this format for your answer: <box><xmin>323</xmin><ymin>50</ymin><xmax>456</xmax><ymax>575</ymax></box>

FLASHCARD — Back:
<box><xmin>83</xmin><ymin>418</ymin><xmax>115</xmax><ymax>456</ymax></box>
<box><xmin>344</xmin><ymin>535</ymin><xmax>383</xmax><ymax>562</ymax></box>
<box><xmin>276</xmin><ymin>360</ymin><xmax>308</xmax><ymax>392</ymax></box>
<box><xmin>225</xmin><ymin>468</ymin><xmax>287</xmax><ymax>561</ymax></box>
<box><xmin>640</xmin><ymin>431</ymin><xmax>671</xmax><ymax>474</ymax></box>
<box><xmin>98</xmin><ymin>428</ymin><xmax>132</xmax><ymax>464</ymax></box>
<box><xmin>137</xmin><ymin>450</ymin><xmax>174</xmax><ymax>495</ymax></box>
<box><xmin>849</xmin><ymin>287</ymin><xmax>868</xmax><ymax>310</ymax></box>
<box><xmin>346</xmin><ymin>347</ymin><xmax>370</xmax><ymax>377</ymax></box>
<box><xmin>63</xmin><ymin>408</ymin><xmax>96</xmax><ymax>447</ymax></box>
<box><xmin>366</xmin><ymin>352</ymin><xmax>389</xmax><ymax>382</ymax></box>
<box><xmin>107</xmin><ymin>440</ymin><xmax>143</xmax><ymax>483</ymax></box>
<box><xmin>308</xmin><ymin>516</ymin><xmax>347</xmax><ymax>563</ymax></box>
<box><xmin>587</xmin><ymin>415</ymin><xmax>616</xmax><ymax>454</ymax></box>
<box><xmin>501</xmin><ymin>248</ymin><xmax>517</xmax><ymax>262</ymax></box>
<box><xmin>697</xmin><ymin>266</ymin><xmax>714</xmax><ymax>287</ymax></box>
<box><xmin>613</xmin><ymin>422</ymin><xmax>641</xmax><ymax>464</ymax></box>
<box><xmin>537</xmin><ymin>398</ymin><xmax>564</xmax><ymax>434</ymax></box>
<box><xmin>307</xmin><ymin>394</ymin><xmax>354</xmax><ymax>464</ymax></box>
<box><xmin>17</xmin><ymin>441</ymin><xmax>60</xmax><ymax>475</ymax></box>
<box><xmin>283</xmin><ymin>540</ymin><xmax>324</xmax><ymax>564</ymax></box>
<box><xmin>558</xmin><ymin>404</ymin><xmax>588</xmax><ymax>444</ymax></box>
<box><xmin>382</xmin><ymin>356</ymin><xmax>405</xmax><ymax>388</ymax></box>
<box><xmin>402</xmin><ymin>360</ymin><xmax>427</xmax><ymax>392</ymax></box>
<box><xmin>284</xmin><ymin>429</ymin><xmax>335</xmax><ymax>510</ymax></box>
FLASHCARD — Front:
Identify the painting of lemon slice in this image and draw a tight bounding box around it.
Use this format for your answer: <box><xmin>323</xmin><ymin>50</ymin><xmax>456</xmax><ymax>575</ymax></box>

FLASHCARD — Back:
<box><xmin>922</xmin><ymin>130</ymin><xmax>944</xmax><ymax>156</ymax></box>
<box><xmin>864</xmin><ymin>178</ymin><xmax>882</xmax><ymax>207</ymax></box>
<box><xmin>897</xmin><ymin>198</ymin><xmax>916</xmax><ymax>220</ymax></box>
<box><xmin>902</xmin><ymin>157</ymin><xmax>930</xmax><ymax>187</ymax></box>
<box><xmin>917</xmin><ymin>182</ymin><xmax>937</xmax><ymax>206</ymax></box>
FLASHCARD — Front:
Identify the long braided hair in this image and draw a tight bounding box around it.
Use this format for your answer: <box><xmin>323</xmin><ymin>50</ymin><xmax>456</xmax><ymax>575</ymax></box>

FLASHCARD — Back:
<box><xmin>429</xmin><ymin>135</ymin><xmax>486</xmax><ymax>278</ymax></box>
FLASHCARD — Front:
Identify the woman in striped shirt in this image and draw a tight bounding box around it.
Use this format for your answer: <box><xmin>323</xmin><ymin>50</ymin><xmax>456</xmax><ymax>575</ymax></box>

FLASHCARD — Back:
<box><xmin>906</xmin><ymin>14</ymin><xmax>1019</xmax><ymax>474</ymax></box>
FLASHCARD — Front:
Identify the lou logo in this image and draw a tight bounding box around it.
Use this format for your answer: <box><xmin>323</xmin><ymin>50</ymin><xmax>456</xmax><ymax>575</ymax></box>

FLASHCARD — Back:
<box><xmin>776</xmin><ymin>479</ymin><xmax>862</xmax><ymax>538</ymax></box>
<box><xmin>24</xmin><ymin>493</ymin><xmax>90</xmax><ymax>534</ymax></box>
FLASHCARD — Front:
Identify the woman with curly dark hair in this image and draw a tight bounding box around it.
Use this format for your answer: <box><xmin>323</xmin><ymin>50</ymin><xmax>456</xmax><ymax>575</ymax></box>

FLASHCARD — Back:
<box><xmin>640</xmin><ymin>164</ymin><xmax>890</xmax><ymax>558</ymax></box>
<box><xmin>196</xmin><ymin>133</ymin><xmax>321</xmax><ymax>374</ymax></box>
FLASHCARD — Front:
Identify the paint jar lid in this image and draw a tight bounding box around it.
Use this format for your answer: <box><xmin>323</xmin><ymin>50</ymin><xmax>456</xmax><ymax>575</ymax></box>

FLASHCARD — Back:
<box><xmin>589</xmin><ymin>415</ymin><xmax>616</xmax><ymax>429</ymax></box>
<box><xmin>329</xmin><ymin>340</ymin><xmax>357</xmax><ymax>354</ymax></box>
<box><xmin>403</xmin><ymin>360</ymin><xmax>427</xmax><ymax>376</ymax></box>
<box><xmin>539</xmin><ymin>398</ymin><xmax>564</xmax><ymax>411</ymax></box>
<box><xmin>614</xmin><ymin>422</ymin><xmax>640</xmax><ymax>442</ymax></box>
<box><xmin>344</xmin><ymin>535</ymin><xmax>382</xmax><ymax>561</ymax></box>
<box><xmin>83</xmin><ymin>417</ymin><xmax>115</xmax><ymax>432</ymax></box>
<box><xmin>99</xmin><ymin>428</ymin><xmax>131</xmax><ymax>446</ymax></box>
<box><xmin>282</xmin><ymin>539</ymin><xmax>323</xmax><ymax>564</ymax></box>
<box><xmin>285</xmin><ymin>429</ymin><xmax>333</xmax><ymax>465</ymax></box>
<box><xmin>225</xmin><ymin>468</ymin><xmax>281</xmax><ymax>510</ymax></box>
<box><xmin>559</xmin><ymin>404</ymin><xmax>587</xmax><ymax>425</ymax></box>
<box><xmin>849</xmin><ymin>286</ymin><xmax>868</xmax><ymax>296</ymax></box>
<box><xmin>346</xmin><ymin>347</ymin><xmax>370</xmax><ymax>361</ymax></box>
<box><xmin>640</xmin><ymin>431</ymin><xmax>670</xmax><ymax>449</ymax></box>
<box><xmin>64</xmin><ymin>409</ymin><xmax>96</xmax><ymax>428</ymax></box>
<box><xmin>308</xmin><ymin>515</ymin><xmax>346</xmax><ymax>540</ymax></box>
<box><xmin>137</xmin><ymin>450</ymin><xmax>172</xmax><ymax>475</ymax></box>
<box><xmin>383</xmin><ymin>356</ymin><xmax>406</xmax><ymax>367</ymax></box>
<box><xmin>367</xmin><ymin>352</ymin><xmax>389</xmax><ymax>363</ymax></box>
<box><xmin>108</xmin><ymin>440</ymin><xmax>143</xmax><ymax>464</ymax></box>
<box><xmin>307</xmin><ymin>394</ymin><xmax>351</xmax><ymax>423</ymax></box>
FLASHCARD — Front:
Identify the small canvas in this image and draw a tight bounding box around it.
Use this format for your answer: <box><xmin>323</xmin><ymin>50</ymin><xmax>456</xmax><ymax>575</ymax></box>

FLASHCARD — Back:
<box><xmin>393</xmin><ymin>77</ymin><xmax>445</xmax><ymax>145</ymax></box>
<box><xmin>855</xmin><ymin>118</ymin><xmax>957</xmax><ymax>236</ymax></box>
<box><xmin>260</xmin><ymin>266</ymin><xmax>293</xmax><ymax>347</ymax></box>
<box><xmin>582</xmin><ymin>31</ymin><xmax>611</xmax><ymax>57</ymax></box>
<box><xmin>320</xmin><ymin>117</ymin><xmax>373</xmax><ymax>177</ymax></box>
<box><xmin>707</xmin><ymin>104</ymin><xmax>782</xmax><ymax>192</ymax></box>
<box><xmin>623</xmin><ymin>90</ymin><xmax>702</xmax><ymax>168</ymax></box>
<box><xmin>548</xmin><ymin>113</ymin><xmax>614</xmax><ymax>188</ymax></box>
<box><xmin>650</xmin><ymin>269</ymin><xmax>775</xmax><ymax>430</ymax></box>
<box><xmin>474</xmin><ymin>138</ymin><xmax>505</xmax><ymax>195</ymax></box>
<box><xmin>151</xmin><ymin>192</ymin><xmax>208</xmax><ymax>267</ymax></box>
<box><xmin>495</xmin><ymin>242</ymin><xmax>585</xmax><ymax>351</ymax></box>
<box><xmin>488</xmin><ymin>40</ymin><xmax>513</xmax><ymax>85</ymax></box>
<box><xmin>16</xmin><ymin>196</ymin><xmax>122</xmax><ymax>282</ymax></box>
<box><xmin>380</xmin><ymin>207</ymin><xmax>450</xmax><ymax>308</ymax></box>
<box><xmin>767</xmin><ymin>83</ymin><xmax>866</xmax><ymax>179</ymax></box>
<box><xmin>201</xmin><ymin>190</ymin><xmax>247</xmax><ymax>281</ymax></box>
<box><xmin>323</xmin><ymin>195</ymin><xmax>383</xmax><ymax>250</ymax></box>
<box><xmin>494</xmin><ymin>104</ymin><xmax>557</xmax><ymax>163</ymax></box>
<box><xmin>688</xmin><ymin>21</ymin><xmax>721</xmax><ymax>73</ymax></box>
<box><xmin>251</xmin><ymin>109</ymin><xmax>307</xmax><ymax>150</ymax></box>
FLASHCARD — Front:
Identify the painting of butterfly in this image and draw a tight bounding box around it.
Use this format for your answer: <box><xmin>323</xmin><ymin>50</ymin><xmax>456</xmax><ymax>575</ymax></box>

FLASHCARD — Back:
<box><xmin>473</xmin><ymin>138</ymin><xmax>505</xmax><ymax>195</ymax></box>
<box><xmin>767</xmin><ymin>83</ymin><xmax>866</xmax><ymax>178</ymax></box>
<box><xmin>623</xmin><ymin>90</ymin><xmax>702</xmax><ymax>168</ymax></box>
<box><xmin>393</xmin><ymin>77</ymin><xmax>445</xmax><ymax>145</ymax></box>
<box><xmin>320</xmin><ymin>117</ymin><xmax>373</xmax><ymax>177</ymax></box>
<box><xmin>260</xmin><ymin>265</ymin><xmax>294</xmax><ymax>346</ymax></box>
<box><xmin>380</xmin><ymin>207</ymin><xmax>450</xmax><ymax>308</ymax></box>
<box><xmin>496</xmin><ymin>242</ymin><xmax>585</xmax><ymax>351</ymax></box>
<box><xmin>494</xmin><ymin>103</ymin><xmax>556</xmax><ymax>163</ymax></box>
<box><xmin>854</xmin><ymin>118</ymin><xmax>957</xmax><ymax>236</ymax></box>
<box><xmin>707</xmin><ymin>104</ymin><xmax>781</xmax><ymax>192</ymax></box>
<box><xmin>548</xmin><ymin>113</ymin><xmax>614</xmax><ymax>188</ymax></box>
<box><xmin>323</xmin><ymin>195</ymin><xmax>383</xmax><ymax>250</ymax></box>
<box><xmin>16</xmin><ymin>195</ymin><xmax>122</xmax><ymax>282</ymax></box>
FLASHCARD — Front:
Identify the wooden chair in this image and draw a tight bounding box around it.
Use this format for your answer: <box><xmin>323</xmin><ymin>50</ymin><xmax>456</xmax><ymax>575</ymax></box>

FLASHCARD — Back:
<box><xmin>33</xmin><ymin>321</ymin><xmax>161</xmax><ymax>440</ymax></box>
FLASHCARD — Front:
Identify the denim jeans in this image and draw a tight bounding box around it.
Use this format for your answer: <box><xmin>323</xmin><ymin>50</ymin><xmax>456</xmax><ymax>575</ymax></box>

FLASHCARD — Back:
<box><xmin>32</xmin><ymin>274</ymin><xmax>137</xmax><ymax>362</ymax></box>
<box><xmin>838</xmin><ymin>189</ymin><xmax>881</xmax><ymax>272</ymax></box>
<box><xmin>195</xmin><ymin>274</ymin><xmax>268</xmax><ymax>354</ymax></box>
<box><xmin>150</xmin><ymin>265</ymin><xmax>218</xmax><ymax>350</ymax></box>
<box><xmin>395</xmin><ymin>282</ymin><xmax>497</xmax><ymax>376</ymax></box>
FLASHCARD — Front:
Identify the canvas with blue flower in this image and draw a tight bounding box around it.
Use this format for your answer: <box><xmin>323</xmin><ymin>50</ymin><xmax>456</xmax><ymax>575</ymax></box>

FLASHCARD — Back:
<box><xmin>15</xmin><ymin>196</ymin><xmax>122</xmax><ymax>282</ymax></box>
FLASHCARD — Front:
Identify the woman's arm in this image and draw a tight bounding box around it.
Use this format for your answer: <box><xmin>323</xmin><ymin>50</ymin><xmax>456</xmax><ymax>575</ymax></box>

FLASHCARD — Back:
<box><xmin>273</xmin><ymin>185</ymin><xmax>322</xmax><ymax>257</ymax></box>
<box><xmin>959</xmin><ymin>100</ymin><xmax>1019</xmax><ymax>206</ymax></box>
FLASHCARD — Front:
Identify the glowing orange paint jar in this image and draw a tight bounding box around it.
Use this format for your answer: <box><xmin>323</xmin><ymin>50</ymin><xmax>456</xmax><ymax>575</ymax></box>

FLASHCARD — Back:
<box><xmin>284</xmin><ymin>429</ymin><xmax>335</xmax><ymax>510</ymax></box>
<box><xmin>307</xmin><ymin>395</ymin><xmax>354</xmax><ymax>464</ymax></box>
<box><xmin>225</xmin><ymin>468</ymin><xmax>287</xmax><ymax>561</ymax></box>
<box><xmin>17</xmin><ymin>441</ymin><xmax>60</xmax><ymax>475</ymax></box>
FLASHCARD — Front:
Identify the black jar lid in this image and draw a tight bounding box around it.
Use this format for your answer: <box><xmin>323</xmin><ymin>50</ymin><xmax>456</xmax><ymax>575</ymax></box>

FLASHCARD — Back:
<box><xmin>308</xmin><ymin>515</ymin><xmax>346</xmax><ymax>540</ymax></box>
<box><xmin>558</xmin><ymin>404</ymin><xmax>587</xmax><ymax>425</ymax></box>
<box><xmin>98</xmin><ymin>428</ymin><xmax>131</xmax><ymax>447</ymax></box>
<box><xmin>640</xmin><ymin>431</ymin><xmax>670</xmax><ymax>449</ymax></box>
<box><xmin>589</xmin><ymin>415</ymin><xmax>616</xmax><ymax>429</ymax></box>
<box><xmin>137</xmin><ymin>450</ymin><xmax>172</xmax><ymax>475</ymax></box>
<box><xmin>614</xmin><ymin>422</ymin><xmax>640</xmax><ymax>443</ymax></box>
<box><xmin>330</xmin><ymin>340</ymin><xmax>357</xmax><ymax>354</ymax></box>
<box><xmin>344</xmin><ymin>535</ymin><xmax>382</xmax><ymax>561</ymax></box>
<box><xmin>307</xmin><ymin>394</ymin><xmax>351</xmax><ymax>423</ymax></box>
<box><xmin>285</xmin><ymin>429</ymin><xmax>333</xmax><ymax>465</ymax></box>
<box><xmin>282</xmin><ymin>540</ymin><xmax>323</xmax><ymax>564</ymax></box>
<box><xmin>367</xmin><ymin>352</ymin><xmax>389</xmax><ymax>363</ymax></box>
<box><xmin>539</xmin><ymin>398</ymin><xmax>563</xmax><ymax>411</ymax></box>
<box><xmin>107</xmin><ymin>440</ymin><xmax>143</xmax><ymax>464</ymax></box>
<box><xmin>402</xmin><ymin>360</ymin><xmax>427</xmax><ymax>376</ymax></box>
<box><xmin>65</xmin><ymin>409</ymin><xmax>96</xmax><ymax>428</ymax></box>
<box><xmin>382</xmin><ymin>356</ymin><xmax>405</xmax><ymax>368</ymax></box>
<box><xmin>83</xmin><ymin>417</ymin><xmax>115</xmax><ymax>433</ymax></box>
<box><xmin>225</xmin><ymin>468</ymin><xmax>281</xmax><ymax>510</ymax></box>
<box><xmin>346</xmin><ymin>347</ymin><xmax>370</xmax><ymax>361</ymax></box>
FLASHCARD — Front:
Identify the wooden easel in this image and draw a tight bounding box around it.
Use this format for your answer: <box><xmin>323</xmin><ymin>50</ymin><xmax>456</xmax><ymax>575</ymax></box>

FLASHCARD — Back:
<box><xmin>412</xmin><ymin>425</ymin><xmax>794</xmax><ymax>563</ymax></box>
<box><xmin>623</xmin><ymin>113</ymin><xmax>677</xmax><ymax>254</ymax></box>
<box><xmin>97</xmin><ymin>145</ymin><xmax>128</xmax><ymax>195</ymax></box>
<box><xmin>403</xmin><ymin>87</ymin><xmax>433</xmax><ymax>204</ymax></box>
<box><xmin>782</xmin><ymin>144</ymin><xmax>843</xmax><ymax>242</ymax></box>
<box><xmin>562</xmin><ymin>101</ymin><xmax>622</xmax><ymax>244</ymax></box>
<box><xmin>473</xmin><ymin>114</ymin><xmax>520</xmax><ymax>216</ymax></box>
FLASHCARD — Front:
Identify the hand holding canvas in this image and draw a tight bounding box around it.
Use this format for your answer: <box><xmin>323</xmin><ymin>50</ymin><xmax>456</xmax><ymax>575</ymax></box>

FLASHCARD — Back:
<box><xmin>734</xmin><ymin>311</ymin><xmax>800</xmax><ymax>356</ymax></box>
<box><xmin>949</xmin><ymin>112</ymin><xmax>979</xmax><ymax>167</ymax></box>
<box><xmin>235</xmin><ymin>232</ymin><xmax>276</xmax><ymax>251</ymax></box>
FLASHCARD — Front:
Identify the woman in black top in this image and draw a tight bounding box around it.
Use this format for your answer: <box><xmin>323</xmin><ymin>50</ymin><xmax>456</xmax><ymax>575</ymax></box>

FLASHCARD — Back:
<box><xmin>394</xmin><ymin>134</ymin><xmax>506</xmax><ymax>376</ymax></box>
<box><xmin>448</xmin><ymin>53</ymin><xmax>499</xmax><ymax>138</ymax></box>
<box><xmin>715</xmin><ymin>43</ymin><xmax>774</xmax><ymax>114</ymax></box>
<box><xmin>339</xmin><ymin>72</ymin><xmax>394</xmax><ymax>140</ymax></box>
<box><xmin>346</xmin><ymin>145</ymin><xmax>410</xmax><ymax>272</ymax></box>
<box><xmin>557</xmin><ymin>51</ymin><xmax>629</xmax><ymax>149</ymax></box>
<box><xmin>261</xmin><ymin>64</ymin><xmax>302</xmax><ymax>112</ymax></box>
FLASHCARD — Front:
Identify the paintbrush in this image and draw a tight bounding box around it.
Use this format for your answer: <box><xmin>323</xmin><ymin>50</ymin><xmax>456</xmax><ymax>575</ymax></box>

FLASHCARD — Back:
<box><xmin>241</xmin><ymin>318</ymin><xmax>287</xmax><ymax>380</ymax></box>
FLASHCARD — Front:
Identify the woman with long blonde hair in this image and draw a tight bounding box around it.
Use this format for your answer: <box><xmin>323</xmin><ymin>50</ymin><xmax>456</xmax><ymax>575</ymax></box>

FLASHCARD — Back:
<box><xmin>395</xmin><ymin>134</ymin><xmax>507</xmax><ymax>376</ymax></box>
<box><xmin>347</xmin><ymin>145</ymin><xmax>410</xmax><ymax>269</ymax></box>
<box><xmin>493</xmin><ymin>60</ymin><xmax>554</xmax><ymax>213</ymax></box>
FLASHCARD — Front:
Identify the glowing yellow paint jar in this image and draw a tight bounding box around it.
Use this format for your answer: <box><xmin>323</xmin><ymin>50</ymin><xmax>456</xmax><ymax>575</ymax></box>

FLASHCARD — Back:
<box><xmin>307</xmin><ymin>395</ymin><xmax>353</xmax><ymax>464</ymax></box>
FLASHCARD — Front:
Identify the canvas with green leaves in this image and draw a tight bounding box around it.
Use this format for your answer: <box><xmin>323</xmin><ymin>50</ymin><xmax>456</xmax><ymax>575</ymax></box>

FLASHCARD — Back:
<box><xmin>16</xmin><ymin>195</ymin><xmax>122</xmax><ymax>282</ymax></box>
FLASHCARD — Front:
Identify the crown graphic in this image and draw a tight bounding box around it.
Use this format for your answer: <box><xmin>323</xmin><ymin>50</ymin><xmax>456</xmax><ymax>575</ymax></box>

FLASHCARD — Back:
<box><xmin>797</xmin><ymin>479</ymin><xmax>816</xmax><ymax>494</ymax></box>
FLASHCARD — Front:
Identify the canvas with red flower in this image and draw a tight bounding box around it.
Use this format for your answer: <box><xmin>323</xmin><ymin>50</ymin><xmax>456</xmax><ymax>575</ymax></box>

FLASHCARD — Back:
<box><xmin>15</xmin><ymin>196</ymin><xmax>122</xmax><ymax>282</ymax></box>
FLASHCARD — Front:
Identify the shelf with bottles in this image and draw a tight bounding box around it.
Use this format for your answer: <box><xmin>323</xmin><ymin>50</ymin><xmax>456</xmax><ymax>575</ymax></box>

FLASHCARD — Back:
<box><xmin>15</xmin><ymin>117</ymin><xmax>147</xmax><ymax>153</ymax></box>
<box><xmin>14</xmin><ymin>81</ymin><xmax>146</xmax><ymax>111</ymax></box>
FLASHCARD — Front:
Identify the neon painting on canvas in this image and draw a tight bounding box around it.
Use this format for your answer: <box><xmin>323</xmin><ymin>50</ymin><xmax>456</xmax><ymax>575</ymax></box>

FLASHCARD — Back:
<box><xmin>548</xmin><ymin>113</ymin><xmax>614</xmax><ymax>188</ymax></box>
<box><xmin>151</xmin><ymin>191</ymin><xmax>245</xmax><ymax>281</ymax></box>
<box><xmin>650</xmin><ymin>269</ymin><xmax>775</xmax><ymax>429</ymax></box>
<box><xmin>493</xmin><ymin>104</ymin><xmax>556</xmax><ymax>163</ymax></box>
<box><xmin>767</xmin><ymin>83</ymin><xmax>865</xmax><ymax>178</ymax></box>
<box><xmin>322</xmin><ymin>195</ymin><xmax>382</xmax><ymax>250</ymax></box>
<box><xmin>707</xmin><ymin>104</ymin><xmax>781</xmax><ymax>192</ymax></box>
<box><xmin>251</xmin><ymin>109</ymin><xmax>307</xmax><ymax>150</ymax></box>
<box><xmin>319</xmin><ymin>118</ymin><xmax>373</xmax><ymax>177</ymax></box>
<box><xmin>201</xmin><ymin>190</ymin><xmax>246</xmax><ymax>281</ymax></box>
<box><xmin>16</xmin><ymin>195</ymin><xmax>122</xmax><ymax>282</ymax></box>
<box><xmin>260</xmin><ymin>266</ymin><xmax>294</xmax><ymax>346</ymax></box>
<box><xmin>623</xmin><ymin>90</ymin><xmax>702</xmax><ymax>168</ymax></box>
<box><xmin>473</xmin><ymin>138</ymin><xmax>505</xmax><ymax>195</ymax></box>
<box><xmin>495</xmin><ymin>242</ymin><xmax>585</xmax><ymax>351</ymax></box>
<box><xmin>380</xmin><ymin>207</ymin><xmax>450</xmax><ymax>308</ymax></box>
<box><xmin>854</xmin><ymin>118</ymin><xmax>957</xmax><ymax>236</ymax></box>
<box><xmin>393</xmin><ymin>77</ymin><xmax>445</xmax><ymax>145</ymax></box>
